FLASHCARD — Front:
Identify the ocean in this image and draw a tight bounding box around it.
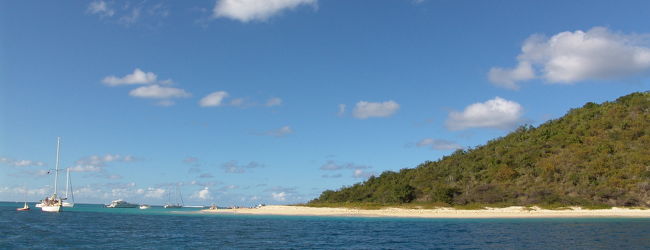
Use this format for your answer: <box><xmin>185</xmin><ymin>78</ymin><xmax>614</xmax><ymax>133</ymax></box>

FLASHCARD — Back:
<box><xmin>1</xmin><ymin>202</ymin><xmax>650</xmax><ymax>249</ymax></box>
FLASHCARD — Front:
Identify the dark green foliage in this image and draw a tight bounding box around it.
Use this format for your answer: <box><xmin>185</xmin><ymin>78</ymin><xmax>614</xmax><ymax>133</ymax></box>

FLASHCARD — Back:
<box><xmin>311</xmin><ymin>92</ymin><xmax>650</xmax><ymax>207</ymax></box>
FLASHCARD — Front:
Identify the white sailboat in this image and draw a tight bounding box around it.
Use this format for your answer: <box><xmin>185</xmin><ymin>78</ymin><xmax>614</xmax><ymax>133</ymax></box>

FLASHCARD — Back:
<box><xmin>39</xmin><ymin>137</ymin><xmax>64</xmax><ymax>212</ymax></box>
<box><xmin>163</xmin><ymin>187</ymin><xmax>184</xmax><ymax>208</ymax></box>
<box><xmin>62</xmin><ymin>167</ymin><xmax>75</xmax><ymax>207</ymax></box>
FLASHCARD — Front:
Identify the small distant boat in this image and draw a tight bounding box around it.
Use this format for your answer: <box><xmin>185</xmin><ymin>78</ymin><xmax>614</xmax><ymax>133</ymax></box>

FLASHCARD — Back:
<box><xmin>163</xmin><ymin>204</ymin><xmax>182</xmax><ymax>209</ymax></box>
<box><xmin>139</xmin><ymin>204</ymin><xmax>151</xmax><ymax>209</ymax></box>
<box><xmin>106</xmin><ymin>199</ymin><xmax>138</xmax><ymax>208</ymax></box>
<box><xmin>17</xmin><ymin>202</ymin><xmax>30</xmax><ymax>211</ymax></box>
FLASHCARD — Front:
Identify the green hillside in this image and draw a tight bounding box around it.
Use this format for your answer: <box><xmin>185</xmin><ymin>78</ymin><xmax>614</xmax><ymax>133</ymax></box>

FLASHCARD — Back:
<box><xmin>311</xmin><ymin>92</ymin><xmax>650</xmax><ymax>207</ymax></box>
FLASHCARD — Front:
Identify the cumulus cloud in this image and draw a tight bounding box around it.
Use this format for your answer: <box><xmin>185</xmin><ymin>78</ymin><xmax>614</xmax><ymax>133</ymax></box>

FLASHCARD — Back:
<box><xmin>69</xmin><ymin>154</ymin><xmax>136</xmax><ymax>174</ymax></box>
<box><xmin>488</xmin><ymin>62</ymin><xmax>535</xmax><ymax>90</ymax></box>
<box><xmin>213</xmin><ymin>0</ymin><xmax>317</xmax><ymax>23</ymax></box>
<box><xmin>271</xmin><ymin>191</ymin><xmax>287</xmax><ymax>201</ymax></box>
<box><xmin>200</xmin><ymin>91</ymin><xmax>229</xmax><ymax>107</ymax></box>
<box><xmin>221</xmin><ymin>161</ymin><xmax>264</xmax><ymax>174</ymax></box>
<box><xmin>446</xmin><ymin>97</ymin><xmax>524</xmax><ymax>130</ymax></box>
<box><xmin>352</xmin><ymin>100</ymin><xmax>400</xmax><ymax>119</ymax></box>
<box><xmin>416</xmin><ymin>138</ymin><xmax>463</xmax><ymax>150</ymax></box>
<box><xmin>0</xmin><ymin>186</ymin><xmax>50</xmax><ymax>197</ymax></box>
<box><xmin>489</xmin><ymin>27</ymin><xmax>650</xmax><ymax>89</ymax></box>
<box><xmin>129</xmin><ymin>85</ymin><xmax>191</xmax><ymax>99</ymax></box>
<box><xmin>192</xmin><ymin>187</ymin><xmax>213</xmax><ymax>200</ymax></box>
<box><xmin>142</xmin><ymin>188</ymin><xmax>166</xmax><ymax>198</ymax></box>
<box><xmin>102</xmin><ymin>68</ymin><xmax>158</xmax><ymax>86</ymax></box>
<box><xmin>0</xmin><ymin>157</ymin><xmax>46</xmax><ymax>167</ymax></box>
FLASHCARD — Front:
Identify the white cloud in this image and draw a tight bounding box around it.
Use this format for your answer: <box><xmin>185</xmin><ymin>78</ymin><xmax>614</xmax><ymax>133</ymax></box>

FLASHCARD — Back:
<box><xmin>0</xmin><ymin>157</ymin><xmax>46</xmax><ymax>167</ymax></box>
<box><xmin>144</xmin><ymin>187</ymin><xmax>166</xmax><ymax>198</ymax></box>
<box><xmin>69</xmin><ymin>165</ymin><xmax>103</xmax><ymax>172</ymax></box>
<box><xmin>489</xmin><ymin>27</ymin><xmax>650</xmax><ymax>88</ymax></box>
<box><xmin>102</xmin><ymin>68</ymin><xmax>158</xmax><ymax>86</ymax></box>
<box><xmin>87</xmin><ymin>1</ymin><xmax>115</xmax><ymax>17</ymax></box>
<box><xmin>69</xmin><ymin>154</ymin><xmax>136</xmax><ymax>173</ymax></box>
<box><xmin>264</xmin><ymin>126</ymin><xmax>293</xmax><ymax>137</ymax></box>
<box><xmin>192</xmin><ymin>187</ymin><xmax>213</xmax><ymax>200</ymax></box>
<box><xmin>416</xmin><ymin>138</ymin><xmax>463</xmax><ymax>150</ymax></box>
<box><xmin>129</xmin><ymin>85</ymin><xmax>191</xmax><ymax>99</ymax></box>
<box><xmin>87</xmin><ymin>1</ymin><xmax>169</xmax><ymax>27</ymax></box>
<box><xmin>488</xmin><ymin>61</ymin><xmax>535</xmax><ymax>90</ymax></box>
<box><xmin>271</xmin><ymin>191</ymin><xmax>287</xmax><ymax>201</ymax></box>
<box><xmin>265</xmin><ymin>97</ymin><xmax>283</xmax><ymax>107</ymax></box>
<box><xmin>213</xmin><ymin>0</ymin><xmax>317</xmax><ymax>23</ymax></box>
<box><xmin>200</xmin><ymin>91</ymin><xmax>229</xmax><ymax>107</ymax></box>
<box><xmin>446</xmin><ymin>97</ymin><xmax>524</xmax><ymax>130</ymax></box>
<box><xmin>352</xmin><ymin>100</ymin><xmax>400</xmax><ymax>119</ymax></box>
<box><xmin>352</xmin><ymin>169</ymin><xmax>376</xmax><ymax>179</ymax></box>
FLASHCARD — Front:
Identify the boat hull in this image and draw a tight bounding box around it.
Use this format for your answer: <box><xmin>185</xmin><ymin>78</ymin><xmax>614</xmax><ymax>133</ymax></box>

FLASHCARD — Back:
<box><xmin>62</xmin><ymin>202</ymin><xmax>74</xmax><ymax>207</ymax></box>
<box><xmin>41</xmin><ymin>205</ymin><xmax>62</xmax><ymax>212</ymax></box>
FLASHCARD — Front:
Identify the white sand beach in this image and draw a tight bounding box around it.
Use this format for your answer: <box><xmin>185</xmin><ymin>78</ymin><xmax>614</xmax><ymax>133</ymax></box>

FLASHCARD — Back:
<box><xmin>198</xmin><ymin>205</ymin><xmax>650</xmax><ymax>218</ymax></box>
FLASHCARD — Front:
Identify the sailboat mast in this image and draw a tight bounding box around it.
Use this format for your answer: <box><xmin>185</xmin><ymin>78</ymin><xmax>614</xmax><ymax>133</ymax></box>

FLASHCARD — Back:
<box><xmin>54</xmin><ymin>137</ymin><xmax>61</xmax><ymax>196</ymax></box>
<box><xmin>179</xmin><ymin>187</ymin><xmax>184</xmax><ymax>206</ymax></box>
<box><xmin>65</xmin><ymin>167</ymin><xmax>70</xmax><ymax>198</ymax></box>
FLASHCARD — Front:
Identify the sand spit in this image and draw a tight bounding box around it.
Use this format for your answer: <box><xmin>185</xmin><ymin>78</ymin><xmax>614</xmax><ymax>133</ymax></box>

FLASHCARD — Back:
<box><xmin>198</xmin><ymin>205</ymin><xmax>650</xmax><ymax>218</ymax></box>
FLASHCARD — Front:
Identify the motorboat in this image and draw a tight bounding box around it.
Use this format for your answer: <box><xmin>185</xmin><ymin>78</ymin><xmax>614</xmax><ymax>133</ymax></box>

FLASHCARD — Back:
<box><xmin>139</xmin><ymin>204</ymin><xmax>151</xmax><ymax>209</ymax></box>
<box><xmin>106</xmin><ymin>199</ymin><xmax>138</xmax><ymax>208</ymax></box>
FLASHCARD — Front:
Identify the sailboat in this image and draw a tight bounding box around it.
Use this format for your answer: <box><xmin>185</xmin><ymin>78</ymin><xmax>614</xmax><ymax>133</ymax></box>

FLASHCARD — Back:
<box><xmin>62</xmin><ymin>167</ymin><xmax>75</xmax><ymax>207</ymax></box>
<box><xmin>163</xmin><ymin>186</ymin><xmax>184</xmax><ymax>208</ymax></box>
<box><xmin>16</xmin><ymin>202</ymin><xmax>30</xmax><ymax>211</ymax></box>
<box><xmin>38</xmin><ymin>137</ymin><xmax>64</xmax><ymax>212</ymax></box>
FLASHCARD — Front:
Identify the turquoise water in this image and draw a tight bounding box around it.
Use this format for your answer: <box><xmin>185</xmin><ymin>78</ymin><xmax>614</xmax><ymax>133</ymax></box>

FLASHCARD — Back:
<box><xmin>2</xmin><ymin>202</ymin><xmax>650</xmax><ymax>249</ymax></box>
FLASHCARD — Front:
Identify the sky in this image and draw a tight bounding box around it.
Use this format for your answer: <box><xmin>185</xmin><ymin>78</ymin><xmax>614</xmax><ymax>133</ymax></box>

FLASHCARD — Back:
<box><xmin>1</xmin><ymin>0</ymin><xmax>649</xmax><ymax>206</ymax></box>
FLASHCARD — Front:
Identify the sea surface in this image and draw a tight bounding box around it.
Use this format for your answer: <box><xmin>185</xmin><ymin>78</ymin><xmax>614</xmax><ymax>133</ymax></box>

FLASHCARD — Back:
<box><xmin>1</xmin><ymin>202</ymin><xmax>650</xmax><ymax>249</ymax></box>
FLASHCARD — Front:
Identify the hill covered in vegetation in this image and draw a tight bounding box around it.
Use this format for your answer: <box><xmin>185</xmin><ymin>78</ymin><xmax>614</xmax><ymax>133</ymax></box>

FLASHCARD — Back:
<box><xmin>311</xmin><ymin>92</ymin><xmax>650</xmax><ymax>207</ymax></box>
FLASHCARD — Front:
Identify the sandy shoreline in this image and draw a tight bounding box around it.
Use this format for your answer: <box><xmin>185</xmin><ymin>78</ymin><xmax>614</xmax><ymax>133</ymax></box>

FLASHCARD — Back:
<box><xmin>196</xmin><ymin>205</ymin><xmax>650</xmax><ymax>218</ymax></box>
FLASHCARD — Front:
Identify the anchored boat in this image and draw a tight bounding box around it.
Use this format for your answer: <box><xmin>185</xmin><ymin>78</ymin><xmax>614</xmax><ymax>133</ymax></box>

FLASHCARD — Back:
<box><xmin>39</xmin><ymin>137</ymin><xmax>64</xmax><ymax>212</ymax></box>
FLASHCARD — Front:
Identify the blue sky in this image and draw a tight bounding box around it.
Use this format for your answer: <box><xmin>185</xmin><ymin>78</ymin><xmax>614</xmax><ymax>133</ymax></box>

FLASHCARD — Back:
<box><xmin>1</xmin><ymin>0</ymin><xmax>649</xmax><ymax>206</ymax></box>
